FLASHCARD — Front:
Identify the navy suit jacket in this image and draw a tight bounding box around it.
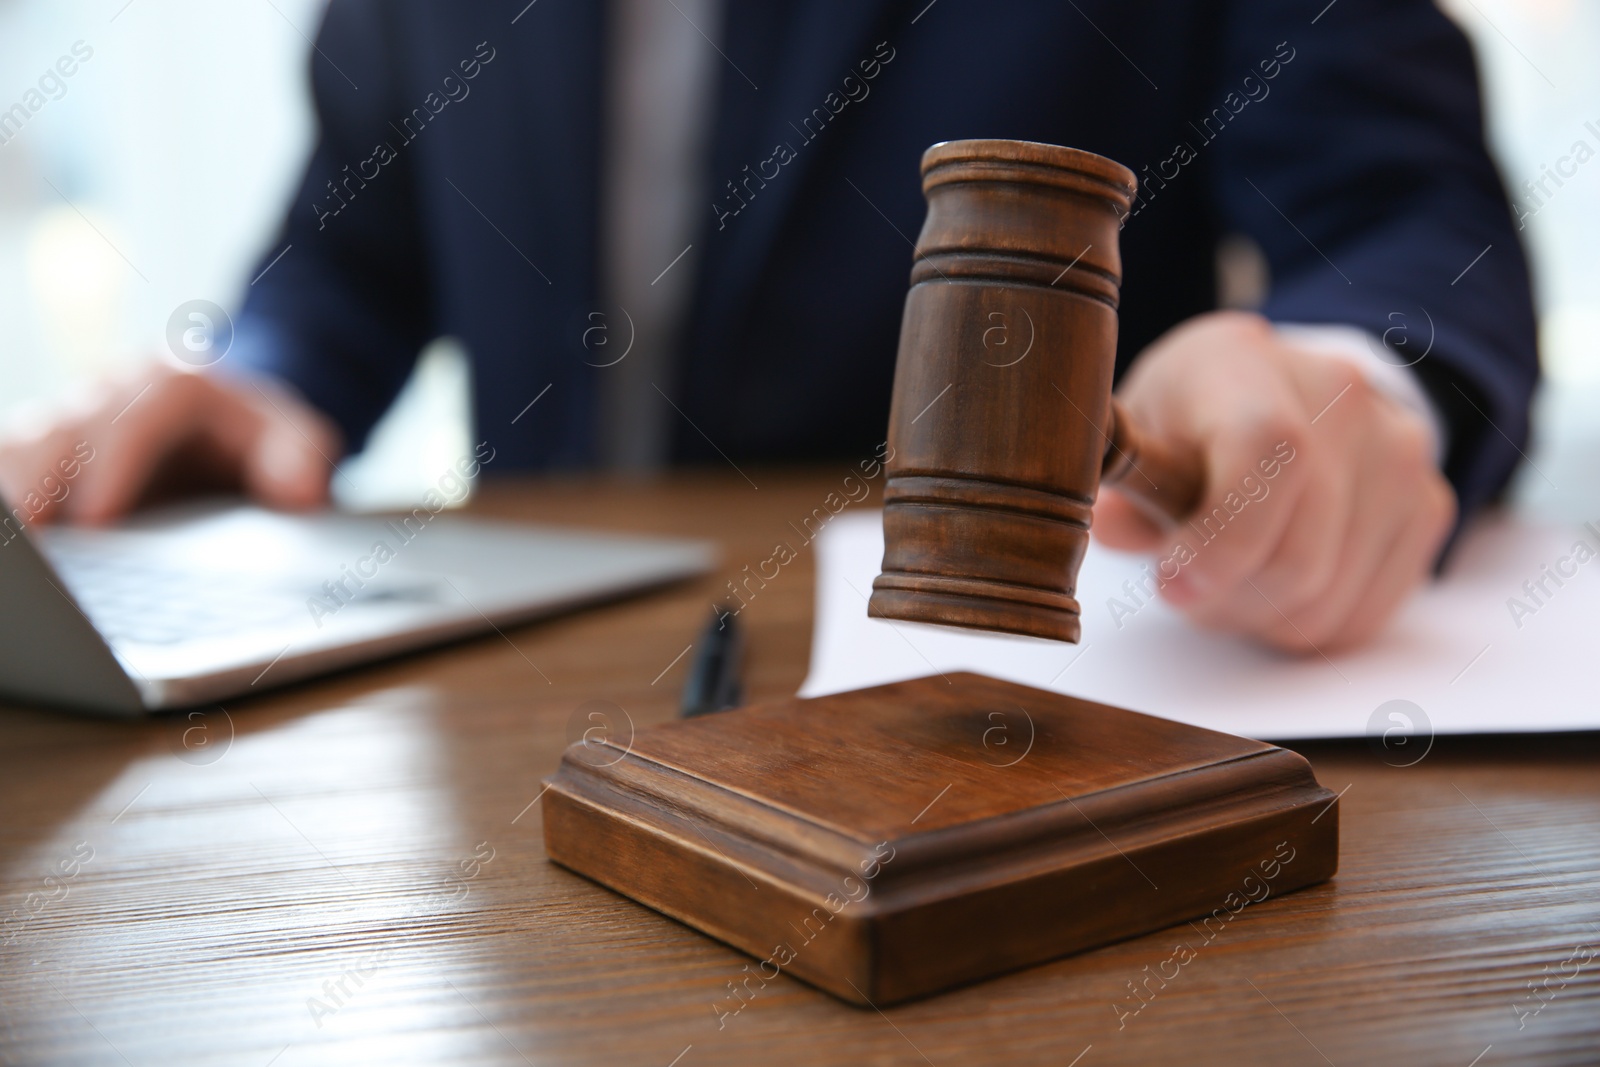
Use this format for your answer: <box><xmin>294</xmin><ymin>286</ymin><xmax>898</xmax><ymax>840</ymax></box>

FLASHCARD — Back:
<box><xmin>235</xmin><ymin>0</ymin><xmax>1538</xmax><ymax>521</ymax></box>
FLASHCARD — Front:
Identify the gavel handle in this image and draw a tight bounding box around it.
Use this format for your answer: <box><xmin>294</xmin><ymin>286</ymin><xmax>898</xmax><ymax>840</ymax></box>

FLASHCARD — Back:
<box><xmin>1100</xmin><ymin>398</ymin><xmax>1207</xmax><ymax>525</ymax></box>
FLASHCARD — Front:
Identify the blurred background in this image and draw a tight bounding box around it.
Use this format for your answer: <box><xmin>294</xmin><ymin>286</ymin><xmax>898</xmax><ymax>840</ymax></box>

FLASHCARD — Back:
<box><xmin>0</xmin><ymin>0</ymin><xmax>1594</xmax><ymax>514</ymax></box>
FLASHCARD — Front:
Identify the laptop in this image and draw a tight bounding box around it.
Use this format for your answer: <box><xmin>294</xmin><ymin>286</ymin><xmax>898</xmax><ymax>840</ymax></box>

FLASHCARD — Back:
<box><xmin>0</xmin><ymin>498</ymin><xmax>713</xmax><ymax>716</ymax></box>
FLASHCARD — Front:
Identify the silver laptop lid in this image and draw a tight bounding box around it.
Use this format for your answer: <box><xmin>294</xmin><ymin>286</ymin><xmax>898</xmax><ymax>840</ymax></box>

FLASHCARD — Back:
<box><xmin>0</xmin><ymin>504</ymin><xmax>145</xmax><ymax>716</ymax></box>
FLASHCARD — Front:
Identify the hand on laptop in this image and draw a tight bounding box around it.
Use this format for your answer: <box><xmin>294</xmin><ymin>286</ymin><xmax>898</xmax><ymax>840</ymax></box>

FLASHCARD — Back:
<box><xmin>1093</xmin><ymin>311</ymin><xmax>1456</xmax><ymax>654</ymax></box>
<box><xmin>0</xmin><ymin>364</ymin><xmax>341</xmax><ymax>525</ymax></box>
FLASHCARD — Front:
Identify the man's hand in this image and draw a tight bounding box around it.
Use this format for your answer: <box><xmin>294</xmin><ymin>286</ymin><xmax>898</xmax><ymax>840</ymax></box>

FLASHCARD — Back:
<box><xmin>1093</xmin><ymin>311</ymin><xmax>1456</xmax><ymax>653</ymax></box>
<box><xmin>0</xmin><ymin>363</ymin><xmax>341</xmax><ymax>525</ymax></box>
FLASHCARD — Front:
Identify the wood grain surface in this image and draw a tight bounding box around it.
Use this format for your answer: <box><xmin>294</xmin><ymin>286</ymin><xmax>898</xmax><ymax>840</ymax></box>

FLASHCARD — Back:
<box><xmin>545</xmin><ymin>672</ymin><xmax>1337</xmax><ymax>1005</ymax></box>
<box><xmin>1</xmin><ymin>471</ymin><xmax>1597</xmax><ymax>1066</ymax></box>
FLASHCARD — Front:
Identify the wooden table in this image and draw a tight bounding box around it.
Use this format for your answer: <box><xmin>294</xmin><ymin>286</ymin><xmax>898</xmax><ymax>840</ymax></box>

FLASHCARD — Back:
<box><xmin>2</xmin><ymin>471</ymin><xmax>1596</xmax><ymax>1066</ymax></box>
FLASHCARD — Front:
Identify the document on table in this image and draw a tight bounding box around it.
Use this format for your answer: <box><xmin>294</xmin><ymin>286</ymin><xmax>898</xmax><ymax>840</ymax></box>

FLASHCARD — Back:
<box><xmin>800</xmin><ymin>510</ymin><xmax>1600</xmax><ymax>739</ymax></box>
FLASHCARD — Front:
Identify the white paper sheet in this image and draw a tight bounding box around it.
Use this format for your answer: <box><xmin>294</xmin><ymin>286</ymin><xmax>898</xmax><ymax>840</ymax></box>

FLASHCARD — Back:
<box><xmin>799</xmin><ymin>510</ymin><xmax>1600</xmax><ymax>739</ymax></box>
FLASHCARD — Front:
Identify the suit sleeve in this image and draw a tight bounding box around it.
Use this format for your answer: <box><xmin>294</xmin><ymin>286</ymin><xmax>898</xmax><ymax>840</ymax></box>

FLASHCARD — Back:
<box><xmin>1212</xmin><ymin>0</ymin><xmax>1538</xmax><ymax>522</ymax></box>
<box><xmin>230</xmin><ymin>0</ymin><xmax>434</xmax><ymax>451</ymax></box>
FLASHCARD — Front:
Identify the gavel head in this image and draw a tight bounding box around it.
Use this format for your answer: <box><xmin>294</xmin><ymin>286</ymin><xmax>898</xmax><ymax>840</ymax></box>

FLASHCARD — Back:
<box><xmin>868</xmin><ymin>139</ymin><xmax>1138</xmax><ymax>644</ymax></box>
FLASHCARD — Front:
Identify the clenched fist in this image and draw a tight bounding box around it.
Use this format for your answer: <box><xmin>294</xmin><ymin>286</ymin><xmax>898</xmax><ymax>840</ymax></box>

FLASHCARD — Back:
<box><xmin>1093</xmin><ymin>311</ymin><xmax>1456</xmax><ymax>653</ymax></box>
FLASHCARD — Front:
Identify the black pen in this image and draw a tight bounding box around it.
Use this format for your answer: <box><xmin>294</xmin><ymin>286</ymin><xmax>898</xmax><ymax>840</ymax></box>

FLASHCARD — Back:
<box><xmin>679</xmin><ymin>606</ymin><xmax>745</xmax><ymax>717</ymax></box>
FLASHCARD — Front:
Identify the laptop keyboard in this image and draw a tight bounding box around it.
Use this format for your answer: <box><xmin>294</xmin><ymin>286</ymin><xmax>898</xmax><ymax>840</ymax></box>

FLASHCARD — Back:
<box><xmin>42</xmin><ymin>543</ymin><xmax>315</xmax><ymax>646</ymax></box>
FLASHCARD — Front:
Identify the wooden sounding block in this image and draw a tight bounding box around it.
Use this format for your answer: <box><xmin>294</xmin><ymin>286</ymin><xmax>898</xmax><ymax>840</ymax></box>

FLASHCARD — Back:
<box><xmin>543</xmin><ymin>673</ymin><xmax>1338</xmax><ymax>1006</ymax></box>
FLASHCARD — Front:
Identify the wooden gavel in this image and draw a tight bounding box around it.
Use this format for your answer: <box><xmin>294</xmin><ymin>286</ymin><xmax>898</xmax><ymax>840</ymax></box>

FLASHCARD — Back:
<box><xmin>869</xmin><ymin>139</ymin><xmax>1206</xmax><ymax>643</ymax></box>
<box><xmin>544</xmin><ymin>139</ymin><xmax>1340</xmax><ymax>1002</ymax></box>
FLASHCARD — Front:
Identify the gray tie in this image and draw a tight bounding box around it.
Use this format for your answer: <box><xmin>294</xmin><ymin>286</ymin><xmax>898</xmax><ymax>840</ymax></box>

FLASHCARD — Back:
<box><xmin>598</xmin><ymin>0</ymin><xmax>725</xmax><ymax>472</ymax></box>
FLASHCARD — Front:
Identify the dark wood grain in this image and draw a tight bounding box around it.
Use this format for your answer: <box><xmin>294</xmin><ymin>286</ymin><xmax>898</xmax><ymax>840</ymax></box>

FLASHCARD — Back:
<box><xmin>1</xmin><ymin>472</ymin><xmax>1597</xmax><ymax>1065</ymax></box>
<box><xmin>869</xmin><ymin>140</ymin><xmax>1206</xmax><ymax>643</ymax></box>
<box><xmin>546</xmin><ymin>672</ymin><xmax>1336</xmax><ymax>1004</ymax></box>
